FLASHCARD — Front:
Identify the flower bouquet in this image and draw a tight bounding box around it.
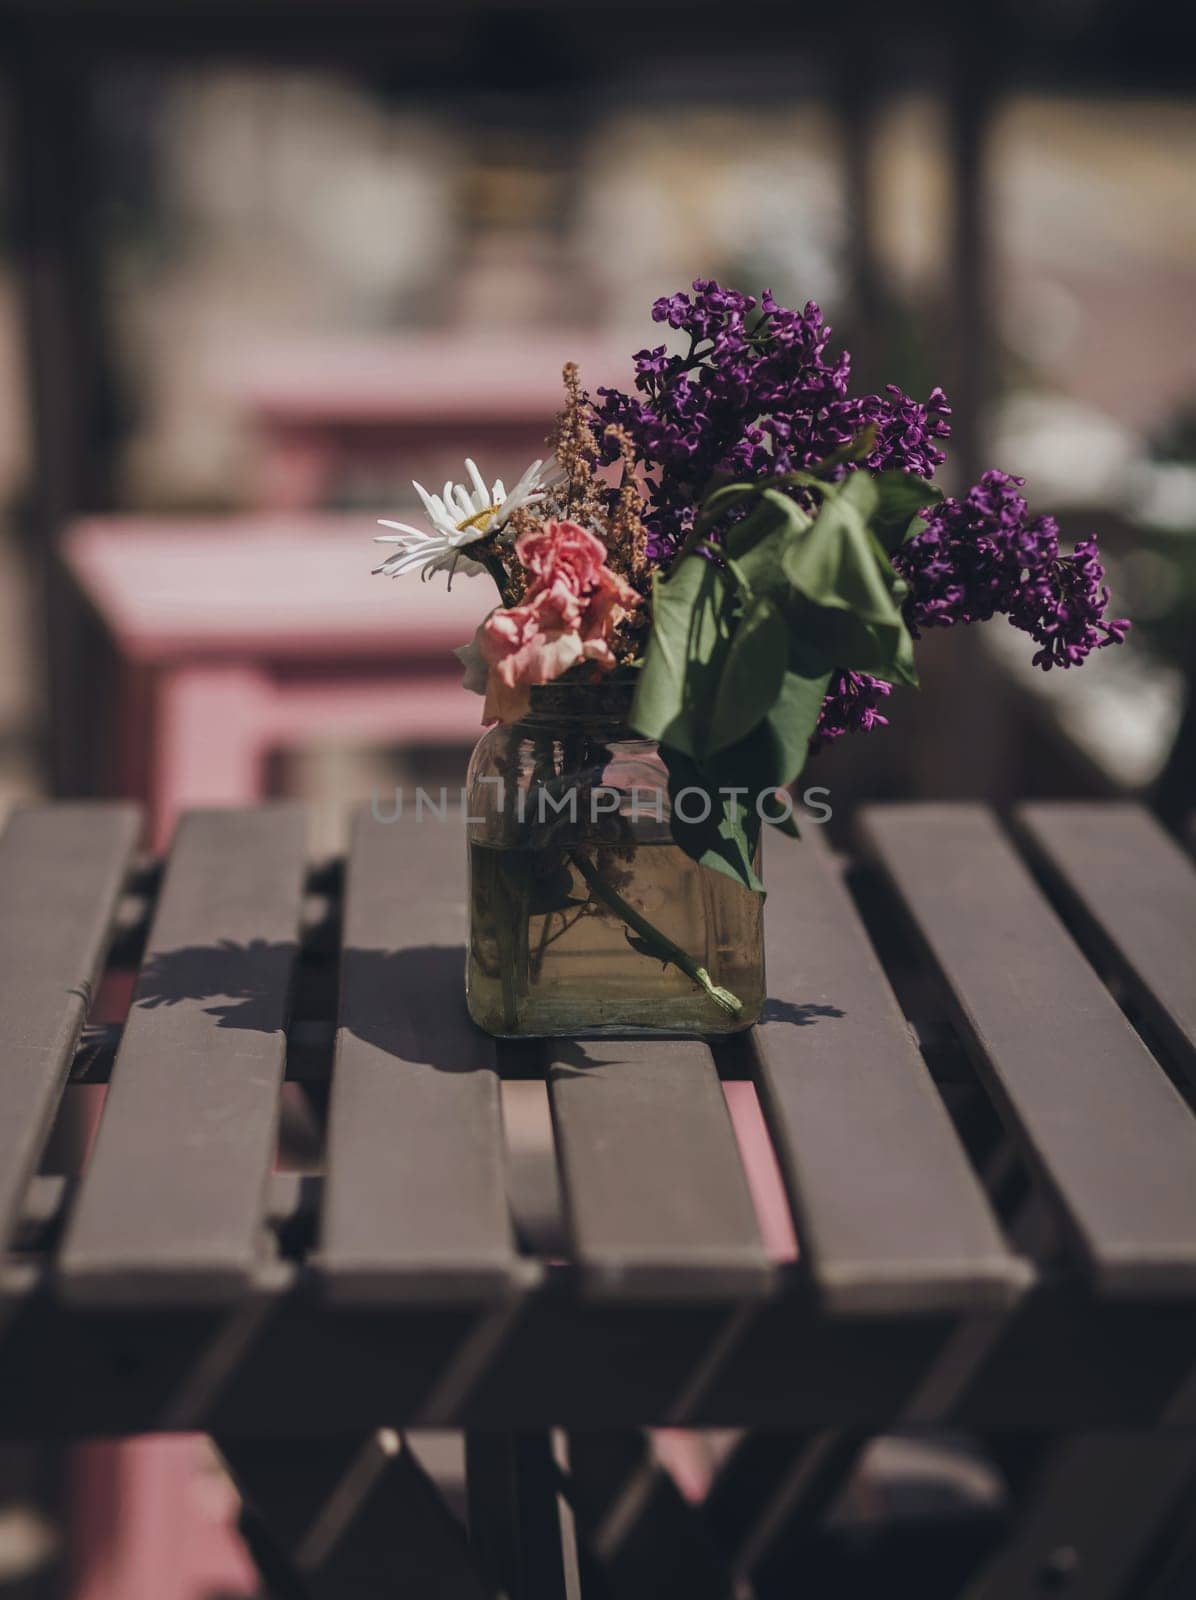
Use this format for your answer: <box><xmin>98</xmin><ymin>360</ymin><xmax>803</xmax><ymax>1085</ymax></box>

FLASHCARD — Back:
<box><xmin>375</xmin><ymin>281</ymin><xmax>1127</xmax><ymax>1037</ymax></box>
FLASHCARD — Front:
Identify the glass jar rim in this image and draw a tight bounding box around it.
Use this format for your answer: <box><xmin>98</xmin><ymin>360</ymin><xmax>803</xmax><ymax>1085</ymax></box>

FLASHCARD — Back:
<box><xmin>524</xmin><ymin>677</ymin><xmax>637</xmax><ymax>724</ymax></box>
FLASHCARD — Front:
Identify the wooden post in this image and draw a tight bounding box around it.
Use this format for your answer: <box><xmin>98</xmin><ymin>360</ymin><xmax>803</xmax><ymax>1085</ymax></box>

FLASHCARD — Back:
<box><xmin>840</xmin><ymin>45</ymin><xmax>882</xmax><ymax>391</ymax></box>
<box><xmin>946</xmin><ymin>32</ymin><xmax>996</xmax><ymax>490</ymax></box>
<box><xmin>912</xmin><ymin>33</ymin><xmax>1006</xmax><ymax>799</ymax></box>
<box><xmin>8</xmin><ymin>30</ymin><xmax>115</xmax><ymax>794</ymax></box>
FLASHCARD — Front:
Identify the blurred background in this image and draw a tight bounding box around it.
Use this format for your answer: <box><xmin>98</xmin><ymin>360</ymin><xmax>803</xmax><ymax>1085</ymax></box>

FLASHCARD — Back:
<box><xmin>0</xmin><ymin>0</ymin><xmax>1192</xmax><ymax>1594</ymax></box>
<box><xmin>0</xmin><ymin>0</ymin><xmax>1193</xmax><ymax>855</ymax></box>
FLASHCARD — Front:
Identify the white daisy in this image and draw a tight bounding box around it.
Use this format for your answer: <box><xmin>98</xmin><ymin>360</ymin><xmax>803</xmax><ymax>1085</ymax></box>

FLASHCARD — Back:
<box><xmin>374</xmin><ymin>457</ymin><xmax>561</xmax><ymax>583</ymax></box>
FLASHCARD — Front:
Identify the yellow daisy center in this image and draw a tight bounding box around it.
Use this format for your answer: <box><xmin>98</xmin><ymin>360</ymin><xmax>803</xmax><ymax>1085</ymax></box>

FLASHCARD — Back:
<box><xmin>456</xmin><ymin>503</ymin><xmax>501</xmax><ymax>534</ymax></box>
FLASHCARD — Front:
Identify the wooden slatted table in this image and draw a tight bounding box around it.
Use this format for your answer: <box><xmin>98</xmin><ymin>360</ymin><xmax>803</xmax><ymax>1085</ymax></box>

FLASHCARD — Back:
<box><xmin>1</xmin><ymin>799</ymin><xmax>1195</xmax><ymax>1600</ymax></box>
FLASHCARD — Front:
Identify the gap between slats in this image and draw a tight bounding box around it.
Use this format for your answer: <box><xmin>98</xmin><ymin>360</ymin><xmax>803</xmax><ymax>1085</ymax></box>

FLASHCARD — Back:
<box><xmin>498</xmin><ymin>1062</ymin><xmax>797</xmax><ymax>1270</ymax></box>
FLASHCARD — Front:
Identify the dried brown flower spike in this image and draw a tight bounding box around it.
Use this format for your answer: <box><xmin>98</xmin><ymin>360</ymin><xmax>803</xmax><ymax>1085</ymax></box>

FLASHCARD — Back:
<box><xmin>603</xmin><ymin>425</ymin><xmax>649</xmax><ymax>581</ymax></box>
<box><xmin>549</xmin><ymin>362</ymin><xmax>605</xmax><ymax>529</ymax></box>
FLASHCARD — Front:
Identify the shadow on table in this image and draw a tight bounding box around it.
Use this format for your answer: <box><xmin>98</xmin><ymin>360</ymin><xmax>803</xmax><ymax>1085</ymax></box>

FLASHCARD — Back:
<box><xmin>134</xmin><ymin>942</ymin><xmax>846</xmax><ymax>1074</ymax></box>
<box><xmin>135</xmin><ymin>940</ymin><xmax>479</xmax><ymax>1070</ymax></box>
<box><xmin>760</xmin><ymin>999</ymin><xmax>845</xmax><ymax>1026</ymax></box>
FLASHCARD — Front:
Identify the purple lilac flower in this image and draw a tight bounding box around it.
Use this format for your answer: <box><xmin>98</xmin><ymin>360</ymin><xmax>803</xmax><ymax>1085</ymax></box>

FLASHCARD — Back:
<box><xmin>893</xmin><ymin>469</ymin><xmax>1130</xmax><ymax>670</ymax></box>
<box><xmin>594</xmin><ymin>280</ymin><xmax>951</xmax><ymax>562</ymax></box>
<box><xmin>809</xmin><ymin>671</ymin><xmax>892</xmax><ymax>754</ymax></box>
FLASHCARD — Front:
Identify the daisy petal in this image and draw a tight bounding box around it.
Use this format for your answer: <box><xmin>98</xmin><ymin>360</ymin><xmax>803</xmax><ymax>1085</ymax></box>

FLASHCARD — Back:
<box><xmin>373</xmin><ymin>453</ymin><xmax>558</xmax><ymax>585</ymax></box>
<box><xmin>464</xmin><ymin>458</ymin><xmax>489</xmax><ymax>504</ymax></box>
<box><xmin>411</xmin><ymin>481</ymin><xmax>439</xmax><ymax>517</ymax></box>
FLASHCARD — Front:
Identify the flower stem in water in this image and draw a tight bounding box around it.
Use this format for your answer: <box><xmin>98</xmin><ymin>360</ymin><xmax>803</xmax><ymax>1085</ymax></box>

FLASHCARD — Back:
<box><xmin>568</xmin><ymin>850</ymin><xmax>742</xmax><ymax>1017</ymax></box>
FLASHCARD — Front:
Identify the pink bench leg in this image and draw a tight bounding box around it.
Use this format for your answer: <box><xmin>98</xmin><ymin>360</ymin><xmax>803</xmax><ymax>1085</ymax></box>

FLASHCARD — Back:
<box><xmin>70</xmin><ymin>1437</ymin><xmax>255</xmax><ymax>1600</ymax></box>
<box><xmin>722</xmin><ymin>1080</ymin><xmax>799</xmax><ymax>1263</ymax></box>
<box><xmin>149</xmin><ymin>663</ymin><xmax>269</xmax><ymax>850</ymax></box>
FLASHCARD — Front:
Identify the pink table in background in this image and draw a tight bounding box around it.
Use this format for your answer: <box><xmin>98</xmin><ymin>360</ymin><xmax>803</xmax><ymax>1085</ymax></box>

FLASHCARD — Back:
<box><xmin>229</xmin><ymin>333</ymin><xmax>633</xmax><ymax>509</ymax></box>
<box><xmin>63</xmin><ymin>515</ymin><xmax>488</xmax><ymax>847</ymax></box>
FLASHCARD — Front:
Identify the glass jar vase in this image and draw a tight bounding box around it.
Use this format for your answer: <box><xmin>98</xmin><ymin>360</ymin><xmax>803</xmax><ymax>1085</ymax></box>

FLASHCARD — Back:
<box><xmin>464</xmin><ymin>680</ymin><xmax>766</xmax><ymax>1037</ymax></box>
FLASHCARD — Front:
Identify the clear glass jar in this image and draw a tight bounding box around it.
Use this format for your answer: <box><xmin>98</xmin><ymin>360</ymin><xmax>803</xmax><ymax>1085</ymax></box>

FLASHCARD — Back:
<box><xmin>465</xmin><ymin>680</ymin><xmax>766</xmax><ymax>1037</ymax></box>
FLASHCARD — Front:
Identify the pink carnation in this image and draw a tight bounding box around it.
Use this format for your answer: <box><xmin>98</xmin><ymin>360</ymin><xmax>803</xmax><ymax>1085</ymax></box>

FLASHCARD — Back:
<box><xmin>480</xmin><ymin>520</ymin><xmax>639</xmax><ymax>722</ymax></box>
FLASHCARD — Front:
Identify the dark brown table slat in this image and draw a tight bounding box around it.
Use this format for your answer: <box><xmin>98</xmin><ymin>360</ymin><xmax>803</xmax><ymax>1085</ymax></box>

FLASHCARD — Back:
<box><xmin>860</xmin><ymin>804</ymin><xmax>1196</xmax><ymax>1300</ymax></box>
<box><xmin>1015</xmin><ymin>803</ymin><xmax>1196</xmax><ymax>1084</ymax></box>
<box><xmin>317</xmin><ymin>812</ymin><xmax>518</xmax><ymax>1304</ymax></box>
<box><xmin>59</xmin><ymin>807</ymin><xmax>307</xmax><ymax>1305</ymax></box>
<box><xmin>0</xmin><ymin>803</ymin><xmax>140</xmax><ymax>1252</ymax></box>
<box><xmin>759</xmin><ymin>832</ymin><xmax>1028</xmax><ymax>1316</ymax></box>
<box><xmin>548</xmin><ymin>1038</ymin><xmax>772</xmax><ymax>1302</ymax></box>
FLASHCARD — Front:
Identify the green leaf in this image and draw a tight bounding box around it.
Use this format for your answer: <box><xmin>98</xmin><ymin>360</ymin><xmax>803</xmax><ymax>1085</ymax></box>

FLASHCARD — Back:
<box><xmin>698</xmin><ymin>470</ymin><xmax>831</xmax><ymax>537</ymax></box>
<box><xmin>706</xmin><ymin>595</ymin><xmax>789</xmax><ymax>755</ymax></box>
<box><xmin>660</xmin><ymin>632</ymin><xmax>830</xmax><ymax>893</ymax></box>
<box><xmin>725</xmin><ymin>489</ymin><xmax>812</xmax><ymax>600</ymax></box>
<box><xmin>781</xmin><ymin>474</ymin><xmax>917</xmax><ymax>684</ymax></box>
<box><xmin>695</xmin><ymin>480</ymin><xmax>761</xmax><ymax>533</ymax></box>
<box><xmin>870</xmin><ymin>470</ymin><xmax>942</xmax><ymax>553</ymax></box>
<box><xmin>889</xmin><ymin>621</ymin><xmax>919</xmax><ymax>688</ymax></box>
<box><xmin>708</xmin><ymin>647</ymin><xmax>832</xmax><ymax>792</ymax></box>
<box><xmin>630</xmin><ymin>555</ymin><xmax>734</xmax><ymax>756</ymax></box>
<box><xmin>662</xmin><ymin>747</ymin><xmax>764</xmax><ymax>895</ymax></box>
<box><xmin>723</xmin><ymin>492</ymin><xmax>785</xmax><ymax>559</ymax></box>
<box><xmin>766</xmin><ymin>647</ymin><xmax>835</xmax><ymax>782</ymax></box>
<box><xmin>771</xmin><ymin>467</ymin><xmax>835</xmax><ymax>496</ymax></box>
<box><xmin>782</xmin><ymin>472</ymin><xmax>883</xmax><ymax>611</ymax></box>
<box><xmin>786</xmin><ymin>598</ymin><xmax>913</xmax><ymax>684</ymax></box>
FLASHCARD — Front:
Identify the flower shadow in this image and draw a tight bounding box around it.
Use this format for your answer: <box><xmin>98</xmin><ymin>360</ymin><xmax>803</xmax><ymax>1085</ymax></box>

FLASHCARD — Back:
<box><xmin>134</xmin><ymin>943</ymin><xmax>845</xmax><ymax>1076</ymax></box>
<box><xmin>134</xmin><ymin>940</ymin><xmax>485</xmax><ymax>1073</ymax></box>
<box><xmin>760</xmin><ymin>999</ymin><xmax>845</xmax><ymax>1026</ymax></box>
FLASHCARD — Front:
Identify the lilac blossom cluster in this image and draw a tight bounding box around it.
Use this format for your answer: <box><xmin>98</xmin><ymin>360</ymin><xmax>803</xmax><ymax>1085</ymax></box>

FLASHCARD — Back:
<box><xmin>591</xmin><ymin>281</ymin><xmax>1126</xmax><ymax>759</ymax></box>
<box><xmin>894</xmin><ymin>470</ymin><xmax>1130</xmax><ymax>671</ymax></box>
<box><xmin>809</xmin><ymin>671</ymin><xmax>893</xmax><ymax>753</ymax></box>
<box><xmin>593</xmin><ymin>280</ymin><xmax>951</xmax><ymax>564</ymax></box>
